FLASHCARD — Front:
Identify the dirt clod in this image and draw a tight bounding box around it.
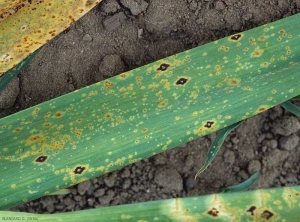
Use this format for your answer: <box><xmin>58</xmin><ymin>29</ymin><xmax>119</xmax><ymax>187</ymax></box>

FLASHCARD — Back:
<box><xmin>103</xmin><ymin>12</ymin><xmax>127</xmax><ymax>31</ymax></box>
<box><xmin>272</xmin><ymin>116</ymin><xmax>300</xmax><ymax>136</ymax></box>
<box><xmin>78</xmin><ymin>180</ymin><xmax>92</xmax><ymax>195</ymax></box>
<box><xmin>279</xmin><ymin>134</ymin><xmax>299</xmax><ymax>151</ymax></box>
<box><xmin>120</xmin><ymin>0</ymin><xmax>148</xmax><ymax>15</ymax></box>
<box><xmin>248</xmin><ymin>160</ymin><xmax>262</xmax><ymax>175</ymax></box>
<box><xmin>154</xmin><ymin>166</ymin><xmax>183</xmax><ymax>191</ymax></box>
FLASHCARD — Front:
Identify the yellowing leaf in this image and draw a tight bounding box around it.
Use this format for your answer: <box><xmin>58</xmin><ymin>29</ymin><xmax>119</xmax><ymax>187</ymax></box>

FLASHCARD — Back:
<box><xmin>0</xmin><ymin>0</ymin><xmax>102</xmax><ymax>75</ymax></box>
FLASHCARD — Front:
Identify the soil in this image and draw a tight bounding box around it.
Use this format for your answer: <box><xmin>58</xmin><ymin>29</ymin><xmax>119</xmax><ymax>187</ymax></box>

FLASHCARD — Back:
<box><xmin>1</xmin><ymin>0</ymin><xmax>299</xmax><ymax>214</ymax></box>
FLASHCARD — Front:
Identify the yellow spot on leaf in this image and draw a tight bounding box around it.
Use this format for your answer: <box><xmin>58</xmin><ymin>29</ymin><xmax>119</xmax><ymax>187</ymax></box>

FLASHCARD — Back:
<box><xmin>251</xmin><ymin>48</ymin><xmax>264</xmax><ymax>57</ymax></box>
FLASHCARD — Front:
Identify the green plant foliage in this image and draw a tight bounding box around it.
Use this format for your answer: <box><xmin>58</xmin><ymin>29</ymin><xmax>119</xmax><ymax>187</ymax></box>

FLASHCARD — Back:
<box><xmin>292</xmin><ymin>95</ymin><xmax>300</xmax><ymax>100</ymax></box>
<box><xmin>0</xmin><ymin>0</ymin><xmax>103</xmax><ymax>75</ymax></box>
<box><xmin>222</xmin><ymin>171</ymin><xmax>260</xmax><ymax>193</ymax></box>
<box><xmin>195</xmin><ymin>121</ymin><xmax>241</xmax><ymax>178</ymax></box>
<box><xmin>1</xmin><ymin>186</ymin><xmax>300</xmax><ymax>221</ymax></box>
<box><xmin>281</xmin><ymin>101</ymin><xmax>300</xmax><ymax>116</ymax></box>
<box><xmin>0</xmin><ymin>50</ymin><xmax>38</xmax><ymax>93</ymax></box>
<box><xmin>0</xmin><ymin>14</ymin><xmax>299</xmax><ymax>210</ymax></box>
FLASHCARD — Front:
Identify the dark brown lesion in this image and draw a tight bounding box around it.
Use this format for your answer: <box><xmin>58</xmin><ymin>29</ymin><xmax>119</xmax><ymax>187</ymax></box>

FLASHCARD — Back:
<box><xmin>176</xmin><ymin>78</ymin><xmax>188</xmax><ymax>85</ymax></box>
<box><xmin>207</xmin><ymin>207</ymin><xmax>219</xmax><ymax>217</ymax></box>
<box><xmin>230</xmin><ymin>34</ymin><xmax>242</xmax><ymax>41</ymax></box>
<box><xmin>157</xmin><ymin>63</ymin><xmax>170</xmax><ymax>71</ymax></box>
<box><xmin>247</xmin><ymin>206</ymin><xmax>256</xmax><ymax>216</ymax></box>
<box><xmin>74</xmin><ymin>166</ymin><xmax>86</xmax><ymax>174</ymax></box>
<box><xmin>35</xmin><ymin>155</ymin><xmax>48</xmax><ymax>163</ymax></box>
<box><xmin>204</xmin><ymin>121</ymin><xmax>214</xmax><ymax>128</ymax></box>
<box><xmin>260</xmin><ymin>210</ymin><xmax>274</xmax><ymax>220</ymax></box>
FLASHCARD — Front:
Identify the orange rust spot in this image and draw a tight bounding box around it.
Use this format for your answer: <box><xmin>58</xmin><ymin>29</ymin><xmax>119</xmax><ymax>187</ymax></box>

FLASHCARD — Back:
<box><xmin>55</xmin><ymin>112</ymin><xmax>62</xmax><ymax>117</ymax></box>
<box><xmin>15</xmin><ymin>128</ymin><xmax>21</xmax><ymax>132</ymax></box>
<box><xmin>259</xmin><ymin>108</ymin><xmax>265</xmax><ymax>112</ymax></box>
<box><xmin>279</xmin><ymin>29</ymin><xmax>285</xmax><ymax>34</ymax></box>
<box><xmin>85</xmin><ymin>0</ymin><xmax>94</xmax><ymax>7</ymax></box>
<box><xmin>68</xmin><ymin>15</ymin><xmax>75</xmax><ymax>24</ymax></box>
<box><xmin>160</xmin><ymin>102</ymin><xmax>166</xmax><ymax>107</ymax></box>
<box><xmin>259</xmin><ymin>36</ymin><xmax>265</xmax><ymax>41</ymax></box>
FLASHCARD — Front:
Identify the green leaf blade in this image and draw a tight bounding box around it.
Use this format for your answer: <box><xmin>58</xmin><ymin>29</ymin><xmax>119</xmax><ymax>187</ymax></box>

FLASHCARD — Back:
<box><xmin>2</xmin><ymin>186</ymin><xmax>300</xmax><ymax>221</ymax></box>
<box><xmin>223</xmin><ymin>171</ymin><xmax>260</xmax><ymax>193</ymax></box>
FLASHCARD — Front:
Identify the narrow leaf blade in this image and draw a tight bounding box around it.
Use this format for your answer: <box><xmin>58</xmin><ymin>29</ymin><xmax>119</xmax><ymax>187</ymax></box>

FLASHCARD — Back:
<box><xmin>223</xmin><ymin>171</ymin><xmax>260</xmax><ymax>193</ymax></box>
<box><xmin>195</xmin><ymin>121</ymin><xmax>242</xmax><ymax>178</ymax></box>
<box><xmin>281</xmin><ymin>101</ymin><xmax>300</xmax><ymax>116</ymax></box>
<box><xmin>0</xmin><ymin>50</ymin><xmax>38</xmax><ymax>93</ymax></box>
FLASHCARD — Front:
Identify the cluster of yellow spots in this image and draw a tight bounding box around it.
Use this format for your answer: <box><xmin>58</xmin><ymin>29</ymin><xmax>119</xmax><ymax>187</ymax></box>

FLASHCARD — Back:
<box><xmin>104</xmin><ymin>80</ymin><xmax>115</xmax><ymax>94</ymax></box>
<box><xmin>160</xmin><ymin>79</ymin><xmax>171</xmax><ymax>90</ymax></box>
<box><xmin>121</xmin><ymin>214</ymin><xmax>131</xmax><ymax>219</ymax></box>
<box><xmin>115</xmin><ymin>157</ymin><xmax>125</xmax><ymax>166</ymax></box>
<box><xmin>75</xmin><ymin>128</ymin><xmax>83</xmax><ymax>138</ymax></box>
<box><xmin>136</xmin><ymin>76</ymin><xmax>143</xmax><ymax>85</ymax></box>
<box><xmin>31</xmin><ymin>108</ymin><xmax>41</xmax><ymax>118</ymax></box>
<box><xmin>88</xmin><ymin>90</ymin><xmax>98</xmax><ymax>97</ymax></box>
<box><xmin>162</xmin><ymin>139</ymin><xmax>173</xmax><ymax>151</ymax></box>
<box><xmin>190</xmin><ymin>87</ymin><xmax>200</xmax><ymax>99</ymax></box>
<box><xmin>218</xmin><ymin>45</ymin><xmax>230</xmax><ymax>52</ymax></box>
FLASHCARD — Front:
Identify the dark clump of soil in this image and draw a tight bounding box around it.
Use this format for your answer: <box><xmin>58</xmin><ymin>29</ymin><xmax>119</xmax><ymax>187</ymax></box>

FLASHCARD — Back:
<box><xmin>1</xmin><ymin>0</ymin><xmax>299</xmax><ymax>214</ymax></box>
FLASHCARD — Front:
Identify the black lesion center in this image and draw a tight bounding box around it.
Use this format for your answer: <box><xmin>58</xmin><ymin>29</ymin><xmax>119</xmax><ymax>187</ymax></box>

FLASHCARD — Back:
<box><xmin>230</xmin><ymin>34</ymin><xmax>242</xmax><ymax>40</ymax></box>
<box><xmin>261</xmin><ymin>210</ymin><xmax>274</xmax><ymax>220</ymax></box>
<box><xmin>74</xmin><ymin>166</ymin><xmax>85</xmax><ymax>174</ymax></box>
<box><xmin>207</xmin><ymin>208</ymin><xmax>219</xmax><ymax>217</ymax></box>
<box><xmin>157</xmin><ymin>63</ymin><xmax>170</xmax><ymax>71</ymax></box>
<box><xmin>204</xmin><ymin>121</ymin><xmax>214</xmax><ymax>128</ymax></box>
<box><xmin>35</xmin><ymin>156</ymin><xmax>48</xmax><ymax>163</ymax></box>
<box><xmin>247</xmin><ymin>206</ymin><xmax>256</xmax><ymax>216</ymax></box>
<box><xmin>176</xmin><ymin>78</ymin><xmax>188</xmax><ymax>85</ymax></box>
